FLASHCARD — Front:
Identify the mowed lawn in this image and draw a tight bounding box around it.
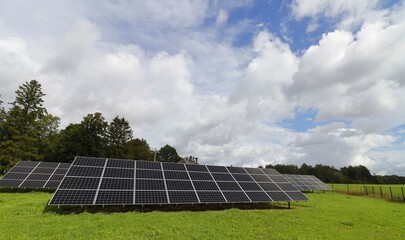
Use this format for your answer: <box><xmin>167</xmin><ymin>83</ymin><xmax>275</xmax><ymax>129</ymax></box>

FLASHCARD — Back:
<box><xmin>0</xmin><ymin>192</ymin><xmax>404</xmax><ymax>240</ymax></box>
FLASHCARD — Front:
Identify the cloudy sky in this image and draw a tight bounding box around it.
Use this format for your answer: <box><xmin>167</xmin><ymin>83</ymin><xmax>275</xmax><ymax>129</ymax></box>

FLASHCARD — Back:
<box><xmin>0</xmin><ymin>0</ymin><xmax>404</xmax><ymax>175</ymax></box>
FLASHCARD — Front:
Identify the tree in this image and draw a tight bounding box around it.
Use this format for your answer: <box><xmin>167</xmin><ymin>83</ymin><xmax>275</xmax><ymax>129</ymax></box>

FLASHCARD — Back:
<box><xmin>266</xmin><ymin>164</ymin><xmax>299</xmax><ymax>174</ymax></box>
<box><xmin>8</xmin><ymin>80</ymin><xmax>47</xmax><ymax>136</ymax></box>
<box><xmin>106</xmin><ymin>116</ymin><xmax>133</xmax><ymax>158</ymax></box>
<box><xmin>0</xmin><ymin>96</ymin><xmax>6</xmax><ymax>141</ymax></box>
<box><xmin>299</xmin><ymin>163</ymin><xmax>314</xmax><ymax>175</ymax></box>
<box><xmin>123</xmin><ymin>138</ymin><xmax>154</xmax><ymax>161</ymax></box>
<box><xmin>156</xmin><ymin>144</ymin><xmax>182</xmax><ymax>162</ymax></box>
<box><xmin>80</xmin><ymin>112</ymin><xmax>108</xmax><ymax>157</ymax></box>
<box><xmin>48</xmin><ymin>123</ymin><xmax>86</xmax><ymax>162</ymax></box>
<box><xmin>0</xmin><ymin>80</ymin><xmax>59</xmax><ymax>167</ymax></box>
<box><xmin>0</xmin><ymin>141</ymin><xmax>20</xmax><ymax>172</ymax></box>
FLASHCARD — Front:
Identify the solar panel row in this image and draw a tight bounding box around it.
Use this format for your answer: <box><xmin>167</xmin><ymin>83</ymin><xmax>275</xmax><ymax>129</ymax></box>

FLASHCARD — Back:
<box><xmin>49</xmin><ymin>157</ymin><xmax>309</xmax><ymax>205</ymax></box>
<box><xmin>283</xmin><ymin>174</ymin><xmax>331</xmax><ymax>191</ymax></box>
<box><xmin>0</xmin><ymin>161</ymin><xmax>70</xmax><ymax>189</ymax></box>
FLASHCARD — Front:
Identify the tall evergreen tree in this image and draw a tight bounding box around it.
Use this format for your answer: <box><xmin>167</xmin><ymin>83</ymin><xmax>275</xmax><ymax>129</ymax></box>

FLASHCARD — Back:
<box><xmin>0</xmin><ymin>96</ymin><xmax>6</xmax><ymax>141</ymax></box>
<box><xmin>0</xmin><ymin>80</ymin><xmax>59</xmax><ymax>168</ymax></box>
<box><xmin>80</xmin><ymin>112</ymin><xmax>108</xmax><ymax>157</ymax></box>
<box><xmin>106</xmin><ymin>116</ymin><xmax>133</xmax><ymax>158</ymax></box>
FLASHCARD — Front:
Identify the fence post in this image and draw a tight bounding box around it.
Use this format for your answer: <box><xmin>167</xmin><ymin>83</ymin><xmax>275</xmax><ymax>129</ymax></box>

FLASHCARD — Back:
<box><xmin>380</xmin><ymin>186</ymin><xmax>383</xmax><ymax>198</ymax></box>
<box><xmin>389</xmin><ymin>187</ymin><xmax>393</xmax><ymax>201</ymax></box>
<box><xmin>401</xmin><ymin>187</ymin><xmax>405</xmax><ymax>203</ymax></box>
<box><xmin>365</xmin><ymin>186</ymin><xmax>368</xmax><ymax>195</ymax></box>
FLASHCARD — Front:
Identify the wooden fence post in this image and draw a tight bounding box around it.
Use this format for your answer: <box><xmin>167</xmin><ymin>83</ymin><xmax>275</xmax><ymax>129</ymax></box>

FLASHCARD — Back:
<box><xmin>401</xmin><ymin>187</ymin><xmax>405</xmax><ymax>203</ymax></box>
<box><xmin>380</xmin><ymin>186</ymin><xmax>383</xmax><ymax>198</ymax></box>
<box><xmin>389</xmin><ymin>187</ymin><xmax>393</xmax><ymax>201</ymax></box>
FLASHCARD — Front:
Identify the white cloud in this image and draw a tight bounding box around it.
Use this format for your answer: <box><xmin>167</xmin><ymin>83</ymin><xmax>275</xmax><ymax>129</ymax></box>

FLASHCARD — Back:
<box><xmin>230</xmin><ymin>31</ymin><xmax>299</xmax><ymax>120</ymax></box>
<box><xmin>216</xmin><ymin>9</ymin><xmax>229</xmax><ymax>25</ymax></box>
<box><xmin>291</xmin><ymin>0</ymin><xmax>383</xmax><ymax>30</ymax></box>
<box><xmin>0</xmin><ymin>37</ymin><xmax>40</xmax><ymax>104</ymax></box>
<box><xmin>289</xmin><ymin>123</ymin><xmax>396</xmax><ymax>169</ymax></box>
<box><xmin>289</xmin><ymin>9</ymin><xmax>405</xmax><ymax>132</ymax></box>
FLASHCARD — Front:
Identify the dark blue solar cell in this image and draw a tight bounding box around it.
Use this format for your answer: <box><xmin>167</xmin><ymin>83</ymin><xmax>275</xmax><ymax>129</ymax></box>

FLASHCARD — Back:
<box><xmin>162</xmin><ymin>162</ymin><xmax>186</xmax><ymax>171</ymax></box>
<box><xmin>96</xmin><ymin>191</ymin><xmax>133</xmax><ymax>204</ymax></box>
<box><xmin>285</xmin><ymin>191</ymin><xmax>309</xmax><ymax>201</ymax></box>
<box><xmin>207</xmin><ymin>165</ymin><xmax>228</xmax><ymax>173</ymax></box>
<box><xmin>100</xmin><ymin>178</ymin><xmax>133</xmax><ymax>190</ymax></box>
<box><xmin>26</xmin><ymin>174</ymin><xmax>51</xmax><ymax>181</ymax></box>
<box><xmin>50</xmin><ymin>190</ymin><xmax>96</xmax><ymax>205</ymax></box>
<box><xmin>59</xmin><ymin>177</ymin><xmax>100</xmax><ymax>190</ymax></box>
<box><xmin>104</xmin><ymin>168</ymin><xmax>134</xmax><ymax>178</ymax></box>
<box><xmin>223</xmin><ymin>191</ymin><xmax>250</xmax><ymax>202</ymax></box>
<box><xmin>106</xmin><ymin>159</ymin><xmax>135</xmax><ymax>169</ymax></box>
<box><xmin>266</xmin><ymin>191</ymin><xmax>291</xmax><ymax>201</ymax></box>
<box><xmin>136</xmin><ymin>169</ymin><xmax>163</xmax><ymax>179</ymax></box>
<box><xmin>188</xmin><ymin>172</ymin><xmax>213</xmax><ymax>181</ymax></box>
<box><xmin>164</xmin><ymin>171</ymin><xmax>190</xmax><ymax>180</ymax></box>
<box><xmin>185</xmin><ymin>164</ymin><xmax>208</xmax><ymax>172</ymax></box>
<box><xmin>211</xmin><ymin>173</ymin><xmax>234</xmax><ymax>181</ymax></box>
<box><xmin>67</xmin><ymin>166</ymin><xmax>103</xmax><ymax>177</ymax></box>
<box><xmin>0</xmin><ymin>179</ymin><xmax>24</xmax><ymax>187</ymax></box>
<box><xmin>20</xmin><ymin>180</ymin><xmax>46</xmax><ymax>188</ymax></box>
<box><xmin>166</xmin><ymin>180</ymin><xmax>194</xmax><ymax>190</ymax></box>
<box><xmin>245</xmin><ymin>192</ymin><xmax>271</xmax><ymax>202</ymax></box>
<box><xmin>135</xmin><ymin>191</ymin><xmax>168</xmax><ymax>204</ymax></box>
<box><xmin>192</xmin><ymin>181</ymin><xmax>219</xmax><ymax>191</ymax></box>
<box><xmin>232</xmin><ymin>174</ymin><xmax>254</xmax><ymax>182</ymax></box>
<box><xmin>38</xmin><ymin>162</ymin><xmax>60</xmax><ymax>168</ymax></box>
<box><xmin>135</xmin><ymin>179</ymin><xmax>166</xmax><ymax>190</ymax></box>
<box><xmin>197</xmin><ymin>191</ymin><xmax>226</xmax><ymax>203</ymax></box>
<box><xmin>244</xmin><ymin>168</ymin><xmax>263</xmax><ymax>175</ymax></box>
<box><xmin>74</xmin><ymin>157</ymin><xmax>106</xmax><ymax>167</ymax></box>
<box><xmin>168</xmin><ymin>191</ymin><xmax>198</xmax><ymax>203</ymax></box>
<box><xmin>238</xmin><ymin>182</ymin><xmax>262</xmax><ymax>191</ymax></box>
<box><xmin>226</xmin><ymin>167</ymin><xmax>247</xmax><ymax>174</ymax></box>
<box><xmin>216</xmin><ymin>181</ymin><xmax>242</xmax><ymax>191</ymax></box>
<box><xmin>136</xmin><ymin>161</ymin><xmax>161</xmax><ymax>170</ymax></box>
<box><xmin>251</xmin><ymin>174</ymin><xmax>271</xmax><ymax>182</ymax></box>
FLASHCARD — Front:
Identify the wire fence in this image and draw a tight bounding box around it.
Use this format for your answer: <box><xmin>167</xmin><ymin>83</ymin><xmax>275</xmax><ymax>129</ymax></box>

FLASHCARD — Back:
<box><xmin>330</xmin><ymin>184</ymin><xmax>405</xmax><ymax>203</ymax></box>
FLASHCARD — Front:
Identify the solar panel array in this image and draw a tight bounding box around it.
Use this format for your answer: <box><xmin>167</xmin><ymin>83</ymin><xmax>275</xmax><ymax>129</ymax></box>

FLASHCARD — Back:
<box><xmin>0</xmin><ymin>161</ymin><xmax>70</xmax><ymax>189</ymax></box>
<box><xmin>49</xmin><ymin>157</ymin><xmax>309</xmax><ymax>205</ymax></box>
<box><xmin>283</xmin><ymin>174</ymin><xmax>331</xmax><ymax>191</ymax></box>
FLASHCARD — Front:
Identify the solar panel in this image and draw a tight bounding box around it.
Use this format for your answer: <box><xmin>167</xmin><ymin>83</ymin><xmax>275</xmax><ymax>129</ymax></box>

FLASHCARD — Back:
<box><xmin>0</xmin><ymin>161</ymin><xmax>71</xmax><ymax>189</ymax></box>
<box><xmin>49</xmin><ymin>157</ymin><xmax>309</xmax><ymax>206</ymax></box>
<box><xmin>283</xmin><ymin>174</ymin><xmax>332</xmax><ymax>191</ymax></box>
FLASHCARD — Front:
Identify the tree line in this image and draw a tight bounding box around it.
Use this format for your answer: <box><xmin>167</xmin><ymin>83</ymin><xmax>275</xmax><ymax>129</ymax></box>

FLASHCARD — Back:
<box><xmin>264</xmin><ymin>163</ymin><xmax>405</xmax><ymax>184</ymax></box>
<box><xmin>0</xmin><ymin>80</ymin><xmax>186</xmax><ymax>172</ymax></box>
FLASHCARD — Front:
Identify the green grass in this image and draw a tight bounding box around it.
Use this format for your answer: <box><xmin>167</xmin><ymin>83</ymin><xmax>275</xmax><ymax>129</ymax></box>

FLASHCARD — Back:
<box><xmin>330</xmin><ymin>184</ymin><xmax>405</xmax><ymax>201</ymax></box>
<box><xmin>0</xmin><ymin>192</ymin><xmax>404</xmax><ymax>239</ymax></box>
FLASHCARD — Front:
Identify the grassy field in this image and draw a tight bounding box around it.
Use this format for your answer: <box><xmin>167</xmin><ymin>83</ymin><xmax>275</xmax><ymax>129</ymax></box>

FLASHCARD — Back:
<box><xmin>330</xmin><ymin>184</ymin><xmax>405</xmax><ymax>202</ymax></box>
<box><xmin>0</xmin><ymin>192</ymin><xmax>404</xmax><ymax>240</ymax></box>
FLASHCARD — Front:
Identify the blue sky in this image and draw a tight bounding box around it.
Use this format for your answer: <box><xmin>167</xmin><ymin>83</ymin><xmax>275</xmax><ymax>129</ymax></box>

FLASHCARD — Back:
<box><xmin>0</xmin><ymin>0</ymin><xmax>404</xmax><ymax>175</ymax></box>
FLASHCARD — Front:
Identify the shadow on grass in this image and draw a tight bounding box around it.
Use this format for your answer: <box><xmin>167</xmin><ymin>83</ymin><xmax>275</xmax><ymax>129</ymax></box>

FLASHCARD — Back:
<box><xmin>43</xmin><ymin>202</ymin><xmax>295</xmax><ymax>215</ymax></box>
<box><xmin>0</xmin><ymin>188</ymin><xmax>55</xmax><ymax>193</ymax></box>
